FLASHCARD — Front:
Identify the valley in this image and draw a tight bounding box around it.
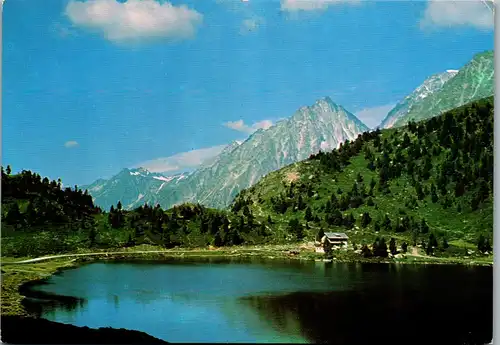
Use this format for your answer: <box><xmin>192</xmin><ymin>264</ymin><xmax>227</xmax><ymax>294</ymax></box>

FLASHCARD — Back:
<box><xmin>1</xmin><ymin>95</ymin><xmax>494</xmax><ymax>320</ymax></box>
<box><xmin>3</xmin><ymin>1</ymin><xmax>495</xmax><ymax>342</ymax></box>
<box><xmin>83</xmin><ymin>50</ymin><xmax>494</xmax><ymax>214</ymax></box>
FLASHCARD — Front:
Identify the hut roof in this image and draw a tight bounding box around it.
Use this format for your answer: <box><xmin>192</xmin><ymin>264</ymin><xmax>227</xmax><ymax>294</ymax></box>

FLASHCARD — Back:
<box><xmin>324</xmin><ymin>232</ymin><xmax>349</xmax><ymax>240</ymax></box>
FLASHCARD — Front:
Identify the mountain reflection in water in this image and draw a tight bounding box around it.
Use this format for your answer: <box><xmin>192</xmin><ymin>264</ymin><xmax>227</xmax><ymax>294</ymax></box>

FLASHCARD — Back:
<box><xmin>241</xmin><ymin>282</ymin><xmax>492</xmax><ymax>345</ymax></box>
<box><xmin>23</xmin><ymin>260</ymin><xmax>492</xmax><ymax>344</ymax></box>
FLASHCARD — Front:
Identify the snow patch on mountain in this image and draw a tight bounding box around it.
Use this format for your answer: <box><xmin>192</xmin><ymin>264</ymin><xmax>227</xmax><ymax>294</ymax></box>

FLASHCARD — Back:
<box><xmin>379</xmin><ymin>70</ymin><xmax>458</xmax><ymax>129</ymax></box>
<box><xmin>157</xmin><ymin>182</ymin><xmax>166</xmax><ymax>193</ymax></box>
<box><xmin>86</xmin><ymin>96</ymin><xmax>369</xmax><ymax>211</ymax></box>
<box><xmin>153</xmin><ymin>175</ymin><xmax>175</xmax><ymax>182</ymax></box>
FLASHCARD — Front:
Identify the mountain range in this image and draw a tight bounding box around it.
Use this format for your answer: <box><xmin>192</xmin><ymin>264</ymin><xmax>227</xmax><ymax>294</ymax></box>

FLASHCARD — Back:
<box><xmin>84</xmin><ymin>97</ymin><xmax>369</xmax><ymax>210</ymax></box>
<box><xmin>83</xmin><ymin>50</ymin><xmax>494</xmax><ymax>211</ymax></box>
<box><xmin>380</xmin><ymin>50</ymin><xmax>494</xmax><ymax>128</ymax></box>
<box><xmin>85</xmin><ymin>168</ymin><xmax>189</xmax><ymax>211</ymax></box>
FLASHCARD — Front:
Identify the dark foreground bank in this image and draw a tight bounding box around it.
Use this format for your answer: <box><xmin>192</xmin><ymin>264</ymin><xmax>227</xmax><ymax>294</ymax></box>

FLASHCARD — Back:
<box><xmin>0</xmin><ymin>315</ymin><xmax>169</xmax><ymax>344</ymax></box>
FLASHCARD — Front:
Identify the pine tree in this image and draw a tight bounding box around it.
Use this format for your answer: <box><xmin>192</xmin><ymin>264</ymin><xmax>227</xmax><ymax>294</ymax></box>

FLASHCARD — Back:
<box><xmin>431</xmin><ymin>183</ymin><xmax>439</xmax><ymax>203</ymax></box>
<box><xmin>361</xmin><ymin>244</ymin><xmax>372</xmax><ymax>258</ymax></box>
<box><xmin>415</xmin><ymin>183</ymin><xmax>425</xmax><ymax>200</ymax></box>
<box><xmin>421</xmin><ymin>156</ymin><xmax>433</xmax><ymax>180</ymax></box>
<box><xmin>89</xmin><ymin>227</ymin><xmax>97</xmax><ymax>246</ymax></box>
<box><xmin>297</xmin><ymin>195</ymin><xmax>306</xmax><ymax>211</ymax></box>
<box><xmin>478</xmin><ymin>179</ymin><xmax>490</xmax><ymax>202</ymax></box>
<box><xmin>429</xmin><ymin>233</ymin><xmax>438</xmax><ymax>248</ymax></box>
<box><xmin>6</xmin><ymin>203</ymin><xmax>22</xmax><ymax>225</ymax></box>
<box><xmin>305</xmin><ymin>207</ymin><xmax>313</xmax><ymax>222</ymax></box>
<box><xmin>401</xmin><ymin>241</ymin><xmax>408</xmax><ymax>253</ymax></box>
<box><xmin>442</xmin><ymin>237</ymin><xmax>449</xmax><ymax>250</ymax></box>
<box><xmin>238</xmin><ymin>216</ymin><xmax>245</xmax><ymax>233</ymax></box>
<box><xmin>383</xmin><ymin>214</ymin><xmax>392</xmax><ymax>231</ymax></box>
<box><xmin>425</xmin><ymin>233</ymin><xmax>437</xmax><ymax>255</ymax></box>
<box><xmin>372</xmin><ymin>237</ymin><xmax>388</xmax><ymax>258</ymax></box>
<box><xmin>214</xmin><ymin>232</ymin><xmax>223</xmax><ymax>247</ymax></box>
<box><xmin>361</xmin><ymin>212</ymin><xmax>372</xmax><ymax>228</ymax></box>
<box><xmin>454</xmin><ymin>179</ymin><xmax>465</xmax><ymax>197</ymax></box>
<box><xmin>243</xmin><ymin>205</ymin><xmax>251</xmax><ymax>218</ymax></box>
<box><xmin>378</xmin><ymin>238</ymin><xmax>388</xmax><ymax>257</ymax></box>
<box><xmin>316</xmin><ymin>228</ymin><xmax>325</xmax><ymax>242</ymax></box>
<box><xmin>484</xmin><ymin>238</ymin><xmax>492</xmax><ymax>253</ymax></box>
<box><xmin>6</xmin><ymin>165</ymin><xmax>11</xmax><ymax>175</ymax></box>
<box><xmin>343</xmin><ymin>213</ymin><xmax>355</xmax><ymax>229</ymax></box>
<box><xmin>477</xmin><ymin>234</ymin><xmax>486</xmax><ymax>253</ymax></box>
<box><xmin>389</xmin><ymin>238</ymin><xmax>397</xmax><ymax>255</ymax></box>
<box><xmin>420</xmin><ymin>219</ymin><xmax>429</xmax><ymax>234</ymax></box>
<box><xmin>402</xmin><ymin>132</ymin><xmax>411</xmax><ymax>148</ymax></box>
<box><xmin>259</xmin><ymin>223</ymin><xmax>267</xmax><ymax>236</ymax></box>
<box><xmin>425</xmin><ymin>242</ymin><xmax>433</xmax><ymax>255</ymax></box>
<box><xmin>288</xmin><ymin>218</ymin><xmax>304</xmax><ymax>240</ymax></box>
<box><xmin>127</xmin><ymin>233</ymin><xmax>136</xmax><ymax>247</ymax></box>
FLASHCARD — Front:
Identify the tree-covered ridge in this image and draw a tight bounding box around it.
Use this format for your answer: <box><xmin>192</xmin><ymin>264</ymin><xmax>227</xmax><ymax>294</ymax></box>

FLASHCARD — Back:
<box><xmin>1</xmin><ymin>168</ymin><xmax>101</xmax><ymax>231</ymax></box>
<box><xmin>1</xmin><ymin>168</ymin><xmax>271</xmax><ymax>257</ymax></box>
<box><xmin>1</xmin><ymin>96</ymin><xmax>494</xmax><ymax>259</ymax></box>
<box><xmin>231</xmin><ymin>96</ymin><xmax>493</xmax><ymax>257</ymax></box>
<box><xmin>107</xmin><ymin>202</ymin><xmax>270</xmax><ymax>250</ymax></box>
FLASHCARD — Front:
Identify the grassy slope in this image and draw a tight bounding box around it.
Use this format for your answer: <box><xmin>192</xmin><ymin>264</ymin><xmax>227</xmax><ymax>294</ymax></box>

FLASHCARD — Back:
<box><xmin>2</xmin><ymin>98</ymin><xmax>493</xmax><ymax>259</ymax></box>
<box><xmin>2</xmin><ymin>95</ymin><xmax>495</xmax><ymax>317</ymax></box>
<box><xmin>232</xmin><ymin>97</ymin><xmax>493</xmax><ymax>255</ymax></box>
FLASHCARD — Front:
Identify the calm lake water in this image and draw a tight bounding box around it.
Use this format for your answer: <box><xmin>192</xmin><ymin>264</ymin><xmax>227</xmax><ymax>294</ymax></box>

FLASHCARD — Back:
<box><xmin>24</xmin><ymin>258</ymin><xmax>492</xmax><ymax>344</ymax></box>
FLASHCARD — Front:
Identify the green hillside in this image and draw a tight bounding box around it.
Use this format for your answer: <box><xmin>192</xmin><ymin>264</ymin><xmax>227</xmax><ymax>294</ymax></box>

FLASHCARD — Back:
<box><xmin>1</xmin><ymin>97</ymin><xmax>493</xmax><ymax>260</ymax></box>
<box><xmin>1</xmin><ymin>170</ymin><xmax>103</xmax><ymax>256</ymax></box>
<box><xmin>1</xmin><ymin>170</ymin><xmax>271</xmax><ymax>257</ymax></box>
<box><xmin>229</xmin><ymin>96</ymin><xmax>494</xmax><ymax>256</ymax></box>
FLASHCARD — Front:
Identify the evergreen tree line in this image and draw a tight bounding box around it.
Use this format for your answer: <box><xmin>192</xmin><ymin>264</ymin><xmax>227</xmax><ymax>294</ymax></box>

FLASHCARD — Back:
<box><xmin>2</xmin><ymin>167</ymin><xmax>101</xmax><ymax>231</ymax></box>
<box><xmin>251</xmin><ymin>97</ymin><xmax>493</xmax><ymax>251</ymax></box>
<box><xmin>105</xmin><ymin>201</ymin><xmax>270</xmax><ymax>249</ymax></box>
<box><xmin>369</xmin><ymin>98</ymin><xmax>493</xmax><ymax>211</ymax></box>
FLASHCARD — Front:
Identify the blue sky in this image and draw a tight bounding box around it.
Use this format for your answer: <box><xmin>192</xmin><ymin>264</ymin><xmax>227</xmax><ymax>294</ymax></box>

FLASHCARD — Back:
<box><xmin>3</xmin><ymin>0</ymin><xmax>494</xmax><ymax>186</ymax></box>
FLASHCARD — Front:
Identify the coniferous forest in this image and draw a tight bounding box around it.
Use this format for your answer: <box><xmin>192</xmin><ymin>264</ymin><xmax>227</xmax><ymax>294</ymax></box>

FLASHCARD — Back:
<box><xmin>1</xmin><ymin>96</ymin><xmax>493</xmax><ymax>259</ymax></box>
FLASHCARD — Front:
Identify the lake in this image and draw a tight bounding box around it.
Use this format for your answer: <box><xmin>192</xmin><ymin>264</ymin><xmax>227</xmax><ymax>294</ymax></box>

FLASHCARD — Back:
<box><xmin>23</xmin><ymin>258</ymin><xmax>492</xmax><ymax>344</ymax></box>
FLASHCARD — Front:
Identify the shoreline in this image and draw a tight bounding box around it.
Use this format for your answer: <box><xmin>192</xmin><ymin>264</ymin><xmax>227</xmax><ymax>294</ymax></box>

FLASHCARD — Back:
<box><xmin>3</xmin><ymin>243</ymin><xmax>494</xmax><ymax>266</ymax></box>
<box><xmin>1</xmin><ymin>244</ymin><xmax>493</xmax><ymax>318</ymax></box>
<box><xmin>0</xmin><ymin>244</ymin><xmax>492</xmax><ymax>343</ymax></box>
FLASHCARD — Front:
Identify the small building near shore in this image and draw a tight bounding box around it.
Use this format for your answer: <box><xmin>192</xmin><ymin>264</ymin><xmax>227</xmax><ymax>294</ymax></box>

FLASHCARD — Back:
<box><xmin>315</xmin><ymin>232</ymin><xmax>349</xmax><ymax>253</ymax></box>
<box><xmin>323</xmin><ymin>232</ymin><xmax>349</xmax><ymax>246</ymax></box>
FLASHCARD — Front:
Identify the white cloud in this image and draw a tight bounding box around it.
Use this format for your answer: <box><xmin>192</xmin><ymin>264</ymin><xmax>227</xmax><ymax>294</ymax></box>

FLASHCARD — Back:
<box><xmin>280</xmin><ymin>0</ymin><xmax>361</xmax><ymax>12</ymax></box>
<box><xmin>65</xmin><ymin>0</ymin><xmax>203</xmax><ymax>43</ymax></box>
<box><xmin>420</xmin><ymin>0</ymin><xmax>494</xmax><ymax>31</ymax></box>
<box><xmin>240</xmin><ymin>16</ymin><xmax>265</xmax><ymax>34</ymax></box>
<box><xmin>134</xmin><ymin>145</ymin><xmax>227</xmax><ymax>173</ymax></box>
<box><xmin>223</xmin><ymin>119</ymin><xmax>273</xmax><ymax>134</ymax></box>
<box><xmin>64</xmin><ymin>140</ymin><xmax>79</xmax><ymax>148</ymax></box>
<box><xmin>355</xmin><ymin>103</ymin><xmax>395</xmax><ymax>129</ymax></box>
